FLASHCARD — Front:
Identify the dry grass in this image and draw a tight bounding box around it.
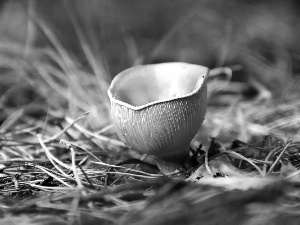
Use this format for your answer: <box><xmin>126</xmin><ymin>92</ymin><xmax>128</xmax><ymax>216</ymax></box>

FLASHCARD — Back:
<box><xmin>1</xmin><ymin>1</ymin><xmax>300</xmax><ymax>224</ymax></box>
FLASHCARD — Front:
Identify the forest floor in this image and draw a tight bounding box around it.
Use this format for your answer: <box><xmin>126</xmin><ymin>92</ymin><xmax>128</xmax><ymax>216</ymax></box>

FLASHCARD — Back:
<box><xmin>1</xmin><ymin>1</ymin><xmax>300</xmax><ymax>224</ymax></box>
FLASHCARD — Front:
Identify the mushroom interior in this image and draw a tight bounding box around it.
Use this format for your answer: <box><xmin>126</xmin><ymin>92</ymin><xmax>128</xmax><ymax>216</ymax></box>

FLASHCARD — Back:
<box><xmin>110</xmin><ymin>63</ymin><xmax>208</xmax><ymax>107</ymax></box>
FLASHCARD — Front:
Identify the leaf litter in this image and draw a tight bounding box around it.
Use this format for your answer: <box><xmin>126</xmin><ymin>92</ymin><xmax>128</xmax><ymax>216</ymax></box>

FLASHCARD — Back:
<box><xmin>1</xmin><ymin>105</ymin><xmax>300</xmax><ymax>225</ymax></box>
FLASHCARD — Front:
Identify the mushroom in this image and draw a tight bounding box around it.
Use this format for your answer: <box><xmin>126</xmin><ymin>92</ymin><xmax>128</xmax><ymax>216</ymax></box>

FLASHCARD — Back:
<box><xmin>108</xmin><ymin>62</ymin><xmax>209</xmax><ymax>171</ymax></box>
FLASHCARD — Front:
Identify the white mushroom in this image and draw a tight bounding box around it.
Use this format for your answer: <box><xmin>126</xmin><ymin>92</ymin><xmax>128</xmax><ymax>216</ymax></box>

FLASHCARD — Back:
<box><xmin>108</xmin><ymin>62</ymin><xmax>209</xmax><ymax>169</ymax></box>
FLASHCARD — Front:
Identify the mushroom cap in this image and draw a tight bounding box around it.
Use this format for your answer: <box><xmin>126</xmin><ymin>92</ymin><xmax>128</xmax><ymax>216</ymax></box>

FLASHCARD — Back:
<box><xmin>108</xmin><ymin>62</ymin><xmax>209</xmax><ymax>161</ymax></box>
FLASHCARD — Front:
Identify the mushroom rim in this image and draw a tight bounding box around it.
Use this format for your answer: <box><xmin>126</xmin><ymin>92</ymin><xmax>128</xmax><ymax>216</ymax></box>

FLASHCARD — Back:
<box><xmin>107</xmin><ymin>63</ymin><xmax>209</xmax><ymax>111</ymax></box>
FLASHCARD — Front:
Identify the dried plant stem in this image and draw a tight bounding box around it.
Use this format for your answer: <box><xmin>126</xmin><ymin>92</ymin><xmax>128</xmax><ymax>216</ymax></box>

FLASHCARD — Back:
<box><xmin>221</xmin><ymin>149</ymin><xmax>264</xmax><ymax>176</ymax></box>
<box><xmin>43</xmin><ymin>112</ymin><xmax>89</xmax><ymax>143</ymax></box>
<box><xmin>263</xmin><ymin>145</ymin><xmax>282</xmax><ymax>175</ymax></box>
<box><xmin>267</xmin><ymin>142</ymin><xmax>292</xmax><ymax>174</ymax></box>
<box><xmin>205</xmin><ymin>149</ymin><xmax>213</xmax><ymax>176</ymax></box>
<box><xmin>68</xmin><ymin>141</ymin><xmax>103</xmax><ymax>162</ymax></box>
<box><xmin>91</xmin><ymin>161</ymin><xmax>162</xmax><ymax>178</ymax></box>
<box><xmin>65</xmin><ymin>116</ymin><xmax>126</xmax><ymax>147</ymax></box>
<box><xmin>33</xmin><ymin>164</ymin><xmax>73</xmax><ymax>188</ymax></box>
<box><xmin>70</xmin><ymin>146</ymin><xmax>84</xmax><ymax>189</ymax></box>
<box><xmin>60</xmin><ymin>140</ymin><xmax>85</xmax><ymax>190</ymax></box>
<box><xmin>37</xmin><ymin>134</ymin><xmax>72</xmax><ymax>175</ymax></box>
<box><xmin>29</xmin><ymin>183</ymin><xmax>74</xmax><ymax>191</ymax></box>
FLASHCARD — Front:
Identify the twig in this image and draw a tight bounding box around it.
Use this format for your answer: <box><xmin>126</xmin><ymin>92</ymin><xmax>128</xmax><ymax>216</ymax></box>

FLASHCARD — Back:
<box><xmin>205</xmin><ymin>149</ymin><xmax>213</xmax><ymax>176</ymax></box>
<box><xmin>284</xmin><ymin>170</ymin><xmax>300</xmax><ymax>180</ymax></box>
<box><xmin>37</xmin><ymin>134</ymin><xmax>72</xmax><ymax>176</ymax></box>
<box><xmin>91</xmin><ymin>161</ymin><xmax>163</xmax><ymax>177</ymax></box>
<box><xmin>263</xmin><ymin>145</ymin><xmax>282</xmax><ymax>175</ymax></box>
<box><xmin>221</xmin><ymin>149</ymin><xmax>264</xmax><ymax>176</ymax></box>
<box><xmin>60</xmin><ymin>140</ymin><xmax>84</xmax><ymax>190</ymax></box>
<box><xmin>67</xmin><ymin>141</ymin><xmax>103</xmax><ymax>162</ymax></box>
<box><xmin>70</xmin><ymin>145</ymin><xmax>84</xmax><ymax>190</ymax></box>
<box><xmin>65</xmin><ymin>116</ymin><xmax>126</xmax><ymax>147</ymax></box>
<box><xmin>96</xmin><ymin>124</ymin><xmax>114</xmax><ymax>134</ymax></box>
<box><xmin>216</xmin><ymin>140</ymin><xmax>264</xmax><ymax>176</ymax></box>
<box><xmin>42</xmin><ymin>112</ymin><xmax>89</xmax><ymax>143</ymax></box>
<box><xmin>209</xmin><ymin>67</ymin><xmax>232</xmax><ymax>80</ymax></box>
<box><xmin>33</xmin><ymin>164</ymin><xmax>73</xmax><ymax>188</ymax></box>
<box><xmin>28</xmin><ymin>183</ymin><xmax>74</xmax><ymax>191</ymax></box>
<box><xmin>267</xmin><ymin>142</ymin><xmax>292</xmax><ymax>174</ymax></box>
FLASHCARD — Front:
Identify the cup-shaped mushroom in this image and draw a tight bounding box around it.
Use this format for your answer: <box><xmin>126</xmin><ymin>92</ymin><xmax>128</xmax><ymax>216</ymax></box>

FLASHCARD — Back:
<box><xmin>108</xmin><ymin>62</ymin><xmax>208</xmax><ymax>162</ymax></box>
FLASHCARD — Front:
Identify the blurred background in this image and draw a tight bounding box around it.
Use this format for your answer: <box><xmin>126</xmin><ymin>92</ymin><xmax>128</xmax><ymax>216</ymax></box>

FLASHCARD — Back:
<box><xmin>0</xmin><ymin>0</ymin><xmax>300</xmax><ymax>138</ymax></box>
<box><xmin>1</xmin><ymin>1</ymin><xmax>299</xmax><ymax>75</ymax></box>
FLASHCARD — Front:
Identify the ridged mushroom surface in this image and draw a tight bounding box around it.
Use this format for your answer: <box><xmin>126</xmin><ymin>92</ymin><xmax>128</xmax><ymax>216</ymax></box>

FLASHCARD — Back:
<box><xmin>108</xmin><ymin>63</ymin><xmax>209</xmax><ymax>161</ymax></box>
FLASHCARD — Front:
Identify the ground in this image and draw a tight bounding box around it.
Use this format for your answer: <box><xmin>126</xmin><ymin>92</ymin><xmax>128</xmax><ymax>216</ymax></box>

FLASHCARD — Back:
<box><xmin>1</xmin><ymin>1</ymin><xmax>300</xmax><ymax>225</ymax></box>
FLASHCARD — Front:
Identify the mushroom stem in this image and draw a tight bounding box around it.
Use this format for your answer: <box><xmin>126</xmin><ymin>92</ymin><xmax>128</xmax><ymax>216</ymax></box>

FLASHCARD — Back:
<box><xmin>159</xmin><ymin>151</ymin><xmax>189</xmax><ymax>164</ymax></box>
<box><xmin>155</xmin><ymin>148</ymin><xmax>190</xmax><ymax>173</ymax></box>
<box><xmin>154</xmin><ymin>158</ymin><xmax>179</xmax><ymax>174</ymax></box>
